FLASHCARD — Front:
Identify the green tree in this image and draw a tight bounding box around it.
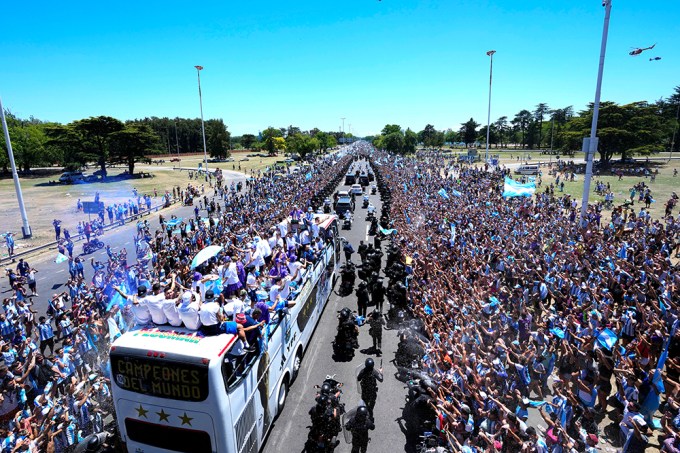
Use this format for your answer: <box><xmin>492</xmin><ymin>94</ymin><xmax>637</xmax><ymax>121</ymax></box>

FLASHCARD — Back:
<box><xmin>419</xmin><ymin>124</ymin><xmax>437</xmax><ymax>148</ymax></box>
<box><xmin>0</xmin><ymin>120</ymin><xmax>54</xmax><ymax>172</ymax></box>
<box><xmin>494</xmin><ymin>116</ymin><xmax>508</xmax><ymax>148</ymax></box>
<box><xmin>534</xmin><ymin>103</ymin><xmax>549</xmax><ymax>148</ymax></box>
<box><xmin>512</xmin><ymin>110</ymin><xmax>532</xmax><ymax>148</ymax></box>
<box><xmin>444</xmin><ymin>129</ymin><xmax>459</xmax><ymax>145</ymax></box>
<box><xmin>205</xmin><ymin>119</ymin><xmax>230</xmax><ymax>159</ymax></box>
<box><xmin>478</xmin><ymin>125</ymin><xmax>498</xmax><ymax>148</ymax></box>
<box><xmin>381</xmin><ymin>124</ymin><xmax>402</xmax><ymax>136</ymax></box>
<box><xmin>460</xmin><ymin>118</ymin><xmax>480</xmax><ymax>147</ymax></box>
<box><xmin>262</xmin><ymin>127</ymin><xmax>283</xmax><ymax>156</ymax></box>
<box><xmin>241</xmin><ymin>134</ymin><xmax>257</xmax><ymax>150</ymax></box>
<box><xmin>109</xmin><ymin>125</ymin><xmax>160</xmax><ymax>175</ymax></box>
<box><xmin>382</xmin><ymin>132</ymin><xmax>405</xmax><ymax>154</ymax></box>
<box><xmin>287</xmin><ymin>133</ymin><xmax>319</xmax><ymax>158</ymax></box>
<box><xmin>71</xmin><ymin>116</ymin><xmax>124</xmax><ymax>178</ymax></box>
<box><xmin>558</xmin><ymin>101</ymin><xmax>671</xmax><ymax>162</ymax></box>
<box><xmin>315</xmin><ymin>132</ymin><xmax>336</xmax><ymax>152</ymax></box>
<box><xmin>404</xmin><ymin>128</ymin><xmax>418</xmax><ymax>153</ymax></box>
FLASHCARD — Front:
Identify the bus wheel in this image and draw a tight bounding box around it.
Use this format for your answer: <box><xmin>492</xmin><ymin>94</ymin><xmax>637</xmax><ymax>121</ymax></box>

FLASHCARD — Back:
<box><xmin>277</xmin><ymin>378</ymin><xmax>289</xmax><ymax>413</ymax></box>
<box><xmin>291</xmin><ymin>348</ymin><xmax>303</xmax><ymax>382</ymax></box>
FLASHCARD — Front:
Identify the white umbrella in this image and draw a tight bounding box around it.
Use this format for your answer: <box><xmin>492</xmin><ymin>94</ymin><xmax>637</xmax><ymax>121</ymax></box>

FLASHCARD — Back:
<box><xmin>190</xmin><ymin>245</ymin><xmax>223</xmax><ymax>269</ymax></box>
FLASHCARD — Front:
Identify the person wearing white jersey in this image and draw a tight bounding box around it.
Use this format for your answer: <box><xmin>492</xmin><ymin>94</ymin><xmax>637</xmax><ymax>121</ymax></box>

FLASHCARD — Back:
<box><xmin>177</xmin><ymin>290</ymin><xmax>202</xmax><ymax>330</ymax></box>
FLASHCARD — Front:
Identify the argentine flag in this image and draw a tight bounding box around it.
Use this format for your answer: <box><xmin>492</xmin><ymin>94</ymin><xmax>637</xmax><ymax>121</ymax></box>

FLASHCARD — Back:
<box><xmin>55</xmin><ymin>253</ymin><xmax>69</xmax><ymax>264</ymax></box>
<box><xmin>595</xmin><ymin>328</ymin><xmax>618</xmax><ymax>350</ymax></box>
<box><xmin>503</xmin><ymin>177</ymin><xmax>536</xmax><ymax>198</ymax></box>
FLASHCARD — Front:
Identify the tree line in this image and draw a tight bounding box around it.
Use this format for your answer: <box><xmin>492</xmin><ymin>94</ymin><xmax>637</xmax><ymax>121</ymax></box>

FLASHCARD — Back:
<box><xmin>371</xmin><ymin>86</ymin><xmax>680</xmax><ymax>163</ymax></box>
<box><xmin>0</xmin><ymin>113</ymin><xmax>349</xmax><ymax>176</ymax></box>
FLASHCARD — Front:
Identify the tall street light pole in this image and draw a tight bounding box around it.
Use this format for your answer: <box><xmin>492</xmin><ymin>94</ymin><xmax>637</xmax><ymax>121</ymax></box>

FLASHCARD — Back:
<box><xmin>0</xmin><ymin>95</ymin><xmax>32</xmax><ymax>238</ymax></box>
<box><xmin>195</xmin><ymin>65</ymin><xmax>209</xmax><ymax>179</ymax></box>
<box><xmin>485</xmin><ymin>50</ymin><xmax>496</xmax><ymax>163</ymax></box>
<box><xmin>580</xmin><ymin>0</ymin><xmax>612</xmax><ymax>224</ymax></box>
<box><xmin>340</xmin><ymin>118</ymin><xmax>346</xmax><ymax>146</ymax></box>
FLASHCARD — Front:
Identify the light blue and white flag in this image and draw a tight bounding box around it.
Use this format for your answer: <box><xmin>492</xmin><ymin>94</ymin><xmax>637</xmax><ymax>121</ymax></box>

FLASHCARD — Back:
<box><xmin>166</xmin><ymin>217</ymin><xmax>183</xmax><ymax>228</ymax></box>
<box><xmin>437</xmin><ymin>188</ymin><xmax>449</xmax><ymax>200</ymax></box>
<box><xmin>503</xmin><ymin>177</ymin><xmax>536</xmax><ymax>198</ymax></box>
<box><xmin>450</xmin><ymin>189</ymin><xmax>462</xmax><ymax>197</ymax></box>
<box><xmin>595</xmin><ymin>327</ymin><xmax>618</xmax><ymax>350</ymax></box>
<box><xmin>55</xmin><ymin>253</ymin><xmax>69</xmax><ymax>264</ymax></box>
<box><xmin>305</xmin><ymin>172</ymin><xmax>312</xmax><ymax>181</ymax></box>
<box><xmin>379</xmin><ymin>227</ymin><xmax>398</xmax><ymax>236</ymax></box>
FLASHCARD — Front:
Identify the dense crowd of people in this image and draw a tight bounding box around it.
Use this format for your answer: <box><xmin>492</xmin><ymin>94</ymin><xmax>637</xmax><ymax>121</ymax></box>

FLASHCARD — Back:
<box><xmin>0</xmin><ymin>152</ymin><xmax>352</xmax><ymax>452</ymax></box>
<box><xmin>3</xmin><ymin>144</ymin><xmax>680</xmax><ymax>452</ymax></box>
<box><xmin>374</xmin><ymin>149</ymin><xmax>680</xmax><ymax>452</ymax></box>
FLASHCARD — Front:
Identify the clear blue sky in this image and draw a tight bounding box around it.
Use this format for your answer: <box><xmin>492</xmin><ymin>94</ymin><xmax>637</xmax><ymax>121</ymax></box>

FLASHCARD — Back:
<box><xmin>1</xmin><ymin>0</ymin><xmax>678</xmax><ymax>137</ymax></box>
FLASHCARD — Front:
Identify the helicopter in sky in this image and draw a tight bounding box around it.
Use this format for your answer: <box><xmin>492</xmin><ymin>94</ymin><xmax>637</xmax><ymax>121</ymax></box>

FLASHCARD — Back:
<box><xmin>649</xmin><ymin>57</ymin><xmax>661</xmax><ymax>62</ymax></box>
<box><xmin>629</xmin><ymin>44</ymin><xmax>656</xmax><ymax>56</ymax></box>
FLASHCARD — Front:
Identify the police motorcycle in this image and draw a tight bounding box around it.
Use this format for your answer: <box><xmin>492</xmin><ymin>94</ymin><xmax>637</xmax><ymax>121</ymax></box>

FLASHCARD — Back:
<box><xmin>323</xmin><ymin>198</ymin><xmax>333</xmax><ymax>214</ymax></box>
<box><xmin>338</xmin><ymin>261</ymin><xmax>356</xmax><ymax>297</ymax></box>
<box><xmin>333</xmin><ymin>307</ymin><xmax>360</xmax><ymax>358</ymax></box>
<box><xmin>305</xmin><ymin>376</ymin><xmax>345</xmax><ymax>452</ymax></box>
<box><xmin>362</xmin><ymin>194</ymin><xmax>370</xmax><ymax>209</ymax></box>
<box><xmin>342</xmin><ymin>211</ymin><xmax>352</xmax><ymax>230</ymax></box>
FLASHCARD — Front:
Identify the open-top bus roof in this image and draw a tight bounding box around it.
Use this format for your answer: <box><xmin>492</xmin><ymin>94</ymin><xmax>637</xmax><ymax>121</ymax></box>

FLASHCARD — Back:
<box><xmin>275</xmin><ymin>213</ymin><xmax>337</xmax><ymax>232</ymax></box>
<box><xmin>111</xmin><ymin>326</ymin><xmax>237</xmax><ymax>360</ymax></box>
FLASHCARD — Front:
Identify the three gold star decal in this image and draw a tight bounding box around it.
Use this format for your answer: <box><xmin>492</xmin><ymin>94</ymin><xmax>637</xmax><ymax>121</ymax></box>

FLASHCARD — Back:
<box><xmin>136</xmin><ymin>405</ymin><xmax>192</xmax><ymax>426</ymax></box>
<box><xmin>156</xmin><ymin>409</ymin><xmax>170</xmax><ymax>422</ymax></box>
<box><xmin>135</xmin><ymin>405</ymin><xmax>149</xmax><ymax>418</ymax></box>
<box><xmin>178</xmin><ymin>412</ymin><xmax>193</xmax><ymax>426</ymax></box>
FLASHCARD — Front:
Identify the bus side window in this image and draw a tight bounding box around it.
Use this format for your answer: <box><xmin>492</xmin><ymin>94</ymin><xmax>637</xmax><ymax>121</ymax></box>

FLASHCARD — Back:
<box><xmin>222</xmin><ymin>357</ymin><xmax>236</xmax><ymax>390</ymax></box>
<box><xmin>222</xmin><ymin>347</ymin><xmax>265</xmax><ymax>391</ymax></box>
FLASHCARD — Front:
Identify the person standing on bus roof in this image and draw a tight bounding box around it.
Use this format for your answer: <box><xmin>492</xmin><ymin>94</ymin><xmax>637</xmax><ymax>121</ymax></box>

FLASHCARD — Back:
<box><xmin>199</xmin><ymin>290</ymin><xmax>221</xmax><ymax>336</ymax></box>
<box><xmin>161</xmin><ymin>275</ymin><xmax>183</xmax><ymax>327</ymax></box>
<box><xmin>177</xmin><ymin>290</ymin><xmax>202</xmax><ymax>330</ymax></box>
<box><xmin>219</xmin><ymin>256</ymin><xmax>241</xmax><ymax>298</ymax></box>
<box><xmin>311</xmin><ymin>217</ymin><xmax>321</xmax><ymax>239</ymax></box>
<box><xmin>145</xmin><ymin>282</ymin><xmax>168</xmax><ymax>325</ymax></box>
<box><xmin>113</xmin><ymin>285</ymin><xmax>152</xmax><ymax>328</ymax></box>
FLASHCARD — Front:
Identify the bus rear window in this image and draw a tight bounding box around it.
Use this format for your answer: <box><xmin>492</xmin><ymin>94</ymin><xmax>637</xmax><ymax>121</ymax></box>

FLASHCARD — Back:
<box><xmin>125</xmin><ymin>418</ymin><xmax>212</xmax><ymax>452</ymax></box>
<box><xmin>111</xmin><ymin>353</ymin><xmax>209</xmax><ymax>402</ymax></box>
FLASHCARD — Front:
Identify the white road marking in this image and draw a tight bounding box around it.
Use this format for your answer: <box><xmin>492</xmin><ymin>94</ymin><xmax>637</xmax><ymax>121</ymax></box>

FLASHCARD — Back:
<box><xmin>365</xmin><ymin>224</ymin><xmax>370</xmax><ymax>242</ymax></box>
<box><xmin>55</xmin><ymin>269</ymin><xmax>65</xmax><ymax>273</ymax></box>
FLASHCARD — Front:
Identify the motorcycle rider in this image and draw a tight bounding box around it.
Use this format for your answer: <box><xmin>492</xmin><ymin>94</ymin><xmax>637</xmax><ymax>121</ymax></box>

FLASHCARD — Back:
<box><xmin>357</xmin><ymin>358</ymin><xmax>383</xmax><ymax>415</ymax></box>
<box><xmin>309</xmin><ymin>395</ymin><xmax>340</xmax><ymax>448</ymax></box>
<box><xmin>337</xmin><ymin>308</ymin><xmax>359</xmax><ymax>349</ymax></box>
<box><xmin>344</xmin><ymin>405</ymin><xmax>375</xmax><ymax>453</ymax></box>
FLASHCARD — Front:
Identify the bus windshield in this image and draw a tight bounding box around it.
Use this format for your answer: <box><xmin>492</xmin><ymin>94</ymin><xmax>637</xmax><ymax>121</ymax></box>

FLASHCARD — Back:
<box><xmin>110</xmin><ymin>349</ymin><xmax>210</xmax><ymax>402</ymax></box>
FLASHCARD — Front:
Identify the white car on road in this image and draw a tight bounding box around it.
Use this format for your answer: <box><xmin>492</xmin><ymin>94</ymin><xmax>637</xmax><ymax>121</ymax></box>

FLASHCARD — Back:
<box><xmin>350</xmin><ymin>184</ymin><xmax>363</xmax><ymax>195</ymax></box>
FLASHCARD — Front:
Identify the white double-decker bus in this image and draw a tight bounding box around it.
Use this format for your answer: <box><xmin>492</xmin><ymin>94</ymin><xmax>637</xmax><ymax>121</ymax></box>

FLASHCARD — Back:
<box><xmin>110</xmin><ymin>214</ymin><xmax>340</xmax><ymax>453</ymax></box>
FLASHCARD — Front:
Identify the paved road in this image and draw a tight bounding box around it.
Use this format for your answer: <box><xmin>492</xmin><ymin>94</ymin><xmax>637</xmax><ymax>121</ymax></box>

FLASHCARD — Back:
<box><xmin>1</xmin><ymin>169</ymin><xmax>246</xmax><ymax>317</ymax></box>
<box><xmin>264</xmin><ymin>161</ymin><xmax>411</xmax><ymax>453</ymax></box>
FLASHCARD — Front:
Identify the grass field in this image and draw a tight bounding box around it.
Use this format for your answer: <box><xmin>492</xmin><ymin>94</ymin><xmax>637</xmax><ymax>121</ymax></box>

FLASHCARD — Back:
<box><xmin>0</xmin><ymin>150</ymin><xmax>285</xmax><ymax>254</ymax></box>
<box><xmin>543</xmin><ymin>160</ymin><xmax>680</xmax><ymax>220</ymax></box>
